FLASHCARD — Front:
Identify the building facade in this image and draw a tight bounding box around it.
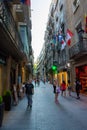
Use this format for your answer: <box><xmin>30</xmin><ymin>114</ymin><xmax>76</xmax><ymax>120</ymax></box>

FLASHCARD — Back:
<box><xmin>68</xmin><ymin>0</ymin><xmax>87</xmax><ymax>94</ymax></box>
<box><xmin>0</xmin><ymin>0</ymin><xmax>33</xmax><ymax>96</ymax></box>
<box><xmin>43</xmin><ymin>0</ymin><xmax>87</xmax><ymax>94</ymax></box>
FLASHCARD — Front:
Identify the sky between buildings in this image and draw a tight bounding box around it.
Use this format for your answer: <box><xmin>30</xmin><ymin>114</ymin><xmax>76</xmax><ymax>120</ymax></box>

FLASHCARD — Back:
<box><xmin>31</xmin><ymin>0</ymin><xmax>51</xmax><ymax>62</ymax></box>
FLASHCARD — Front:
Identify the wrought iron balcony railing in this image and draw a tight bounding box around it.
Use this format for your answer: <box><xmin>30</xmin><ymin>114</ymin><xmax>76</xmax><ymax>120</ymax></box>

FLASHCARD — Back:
<box><xmin>0</xmin><ymin>2</ymin><xmax>24</xmax><ymax>51</ymax></box>
<box><xmin>69</xmin><ymin>38</ymin><xmax>87</xmax><ymax>59</ymax></box>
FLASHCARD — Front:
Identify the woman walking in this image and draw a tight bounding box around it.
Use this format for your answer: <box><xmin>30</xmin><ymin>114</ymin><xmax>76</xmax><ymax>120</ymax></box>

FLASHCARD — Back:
<box><xmin>61</xmin><ymin>80</ymin><xmax>66</xmax><ymax>96</ymax></box>
<box><xmin>56</xmin><ymin>85</ymin><xmax>60</xmax><ymax>103</ymax></box>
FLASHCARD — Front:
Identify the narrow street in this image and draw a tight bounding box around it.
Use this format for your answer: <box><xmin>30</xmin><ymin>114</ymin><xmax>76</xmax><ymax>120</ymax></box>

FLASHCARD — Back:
<box><xmin>1</xmin><ymin>81</ymin><xmax>87</xmax><ymax>130</ymax></box>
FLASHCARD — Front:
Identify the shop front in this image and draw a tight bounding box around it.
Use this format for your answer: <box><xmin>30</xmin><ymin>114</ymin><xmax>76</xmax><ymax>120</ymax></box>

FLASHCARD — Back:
<box><xmin>57</xmin><ymin>71</ymin><xmax>68</xmax><ymax>86</ymax></box>
<box><xmin>76</xmin><ymin>65</ymin><xmax>87</xmax><ymax>94</ymax></box>
<box><xmin>0</xmin><ymin>56</ymin><xmax>6</xmax><ymax>95</ymax></box>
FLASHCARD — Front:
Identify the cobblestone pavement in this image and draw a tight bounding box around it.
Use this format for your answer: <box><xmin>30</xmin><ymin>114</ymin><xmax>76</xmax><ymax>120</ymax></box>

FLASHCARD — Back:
<box><xmin>1</xmin><ymin>81</ymin><xmax>87</xmax><ymax>130</ymax></box>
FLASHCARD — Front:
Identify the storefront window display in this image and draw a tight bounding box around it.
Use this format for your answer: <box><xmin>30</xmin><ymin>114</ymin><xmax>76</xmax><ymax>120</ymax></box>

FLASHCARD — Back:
<box><xmin>76</xmin><ymin>65</ymin><xmax>87</xmax><ymax>94</ymax></box>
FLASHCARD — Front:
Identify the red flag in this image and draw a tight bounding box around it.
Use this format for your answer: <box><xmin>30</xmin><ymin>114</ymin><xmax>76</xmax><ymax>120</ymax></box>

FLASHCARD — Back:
<box><xmin>85</xmin><ymin>14</ymin><xmax>87</xmax><ymax>33</ymax></box>
<box><xmin>66</xmin><ymin>29</ymin><xmax>73</xmax><ymax>46</ymax></box>
<box><xmin>25</xmin><ymin>0</ymin><xmax>31</xmax><ymax>6</ymax></box>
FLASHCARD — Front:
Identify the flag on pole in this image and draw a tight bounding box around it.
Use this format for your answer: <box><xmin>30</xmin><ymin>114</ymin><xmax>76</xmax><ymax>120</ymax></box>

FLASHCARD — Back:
<box><xmin>58</xmin><ymin>35</ymin><xmax>62</xmax><ymax>42</ymax></box>
<box><xmin>85</xmin><ymin>14</ymin><xmax>87</xmax><ymax>33</ymax></box>
<box><xmin>66</xmin><ymin>29</ymin><xmax>73</xmax><ymax>46</ymax></box>
<box><xmin>61</xmin><ymin>39</ymin><xmax>66</xmax><ymax>50</ymax></box>
<box><xmin>20</xmin><ymin>0</ymin><xmax>31</xmax><ymax>6</ymax></box>
<box><xmin>58</xmin><ymin>28</ymin><xmax>62</xmax><ymax>35</ymax></box>
<box><xmin>25</xmin><ymin>0</ymin><xmax>31</xmax><ymax>6</ymax></box>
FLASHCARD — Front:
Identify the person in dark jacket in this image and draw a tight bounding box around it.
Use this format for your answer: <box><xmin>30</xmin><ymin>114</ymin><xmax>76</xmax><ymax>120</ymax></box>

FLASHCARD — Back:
<box><xmin>75</xmin><ymin>79</ymin><xmax>82</xmax><ymax>99</ymax></box>
<box><xmin>25</xmin><ymin>79</ymin><xmax>34</xmax><ymax>108</ymax></box>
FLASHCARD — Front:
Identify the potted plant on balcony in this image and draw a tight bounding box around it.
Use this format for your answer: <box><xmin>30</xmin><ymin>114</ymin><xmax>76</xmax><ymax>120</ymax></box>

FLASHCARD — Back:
<box><xmin>0</xmin><ymin>96</ymin><xmax>4</xmax><ymax>127</ymax></box>
<box><xmin>3</xmin><ymin>90</ymin><xmax>12</xmax><ymax>111</ymax></box>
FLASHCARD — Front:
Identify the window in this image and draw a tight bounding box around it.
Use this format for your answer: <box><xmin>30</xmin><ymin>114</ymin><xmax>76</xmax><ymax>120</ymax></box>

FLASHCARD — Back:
<box><xmin>61</xmin><ymin>23</ymin><xmax>65</xmax><ymax>36</ymax></box>
<box><xmin>56</xmin><ymin>16</ymin><xmax>58</xmax><ymax>22</ymax></box>
<box><xmin>75</xmin><ymin>22</ymin><xmax>84</xmax><ymax>41</ymax></box>
<box><xmin>60</xmin><ymin>4</ymin><xmax>63</xmax><ymax>11</ymax></box>
<box><xmin>73</xmin><ymin>0</ymin><xmax>80</xmax><ymax>13</ymax></box>
<box><xmin>59</xmin><ymin>0</ymin><xmax>63</xmax><ymax>12</ymax></box>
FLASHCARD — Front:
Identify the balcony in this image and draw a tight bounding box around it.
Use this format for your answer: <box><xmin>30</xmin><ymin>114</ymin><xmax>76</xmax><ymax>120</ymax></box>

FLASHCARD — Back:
<box><xmin>0</xmin><ymin>2</ymin><xmax>26</xmax><ymax>61</ymax></box>
<box><xmin>69</xmin><ymin>38</ymin><xmax>87</xmax><ymax>59</ymax></box>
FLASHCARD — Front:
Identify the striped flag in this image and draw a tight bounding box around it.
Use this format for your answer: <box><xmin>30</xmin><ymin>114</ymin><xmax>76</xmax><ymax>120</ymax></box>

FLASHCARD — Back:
<box><xmin>66</xmin><ymin>29</ymin><xmax>73</xmax><ymax>46</ymax></box>
<box><xmin>61</xmin><ymin>39</ymin><xmax>66</xmax><ymax>50</ymax></box>
<box><xmin>25</xmin><ymin>0</ymin><xmax>31</xmax><ymax>6</ymax></box>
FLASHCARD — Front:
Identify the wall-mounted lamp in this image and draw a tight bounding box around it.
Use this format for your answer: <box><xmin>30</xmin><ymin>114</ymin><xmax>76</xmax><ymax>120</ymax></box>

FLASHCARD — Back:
<box><xmin>65</xmin><ymin>62</ymin><xmax>70</xmax><ymax>69</ymax></box>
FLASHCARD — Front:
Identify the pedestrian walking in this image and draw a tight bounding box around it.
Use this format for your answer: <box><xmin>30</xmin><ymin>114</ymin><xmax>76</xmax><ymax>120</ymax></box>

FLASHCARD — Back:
<box><xmin>37</xmin><ymin>78</ymin><xmax>40</xmax><ymax>86</ymax></box>
<box><xmin>75</xmin><ymin>78</ymin><xmax>82</xmax><ymax>99</ymax></box>
<box><xmin>53</xmin><ymin>79</ymin><xmax>56</xmax><ymax>93</ymax></box>
<box><xmin>67</xmin><ymin>80</ymin><xmax>72</xmax><ymax>96</ymax></box>
<box><xmin>25</xmin><ymin>79</ymin><xmax>34</xmax><ymax>108</ymax></box>
<box><xmin>34</xmin><ymin>78</ymin><xmax>37</xmax><ymax>87</ymax></box>
<box><xmin>56</xmin><ymin>85</ymin><xmax>61</xmax><ymax>103</ymax></box>
<box><xmin>53</xmin><ymin>79</ymin><xmax>59</xmax><ymax>103</ymax></box>
<box><xmin>43</xmin><ymin>78</ymin><xmax>46</xmax><ymax>84</ymax></box>
<box><xmin>61</xmin><ymin>80</ymin><xmax>66</xmax><ymax>96</ymax></box>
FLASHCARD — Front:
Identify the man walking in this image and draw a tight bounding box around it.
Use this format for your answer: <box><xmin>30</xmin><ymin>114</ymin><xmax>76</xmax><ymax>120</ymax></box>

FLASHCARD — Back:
<box><xmin>25</xmin><ymin>79</ymin><xmax>34</xmax><ymax>108</ymax></box>
<box><xmin>75</xmin><ymin>78</ymin><xmax>82</xmax><ymax>99</ymax></box>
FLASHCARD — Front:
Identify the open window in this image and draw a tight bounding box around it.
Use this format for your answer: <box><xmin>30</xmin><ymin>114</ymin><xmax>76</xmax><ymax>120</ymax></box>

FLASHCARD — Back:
<box><xmin>73</xmin><ymin>0</ymin><xmax>80</xmax><ymax>13</ymax></box>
